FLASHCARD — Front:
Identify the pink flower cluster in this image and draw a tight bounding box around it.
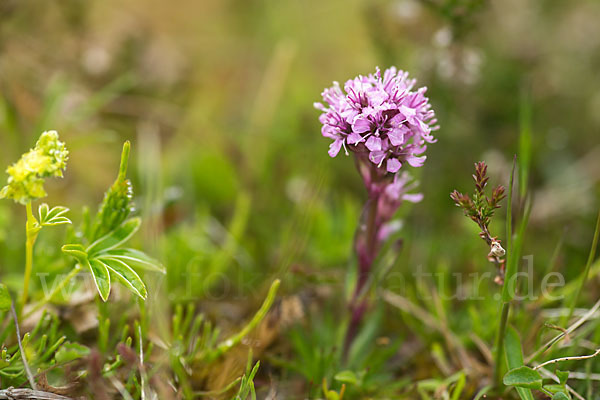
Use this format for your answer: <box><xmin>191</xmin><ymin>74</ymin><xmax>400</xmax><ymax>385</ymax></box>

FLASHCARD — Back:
<box><xmin>315</xmin><ymin>67</ymin><xmax>437</xmax><ymax>173</ymax></box>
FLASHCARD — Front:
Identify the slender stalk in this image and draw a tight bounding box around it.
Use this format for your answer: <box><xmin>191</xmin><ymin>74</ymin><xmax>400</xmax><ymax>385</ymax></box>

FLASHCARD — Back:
<box><xmin>203</xmin><ymin>279</ymin><xmax>280</xmax><ymax>362</ymax></box>
<box><xmin>533</xmin><ymin>348</ymin><xmax>600</xmax><ymax>370</ymax></box>
<box><xmin>21</xmin><ymin>201</ymin><xmax>39</xmax><ymax>308</ymax></box>
<box><xmin>563</xmin><ymin>209</ymin><xmax>600</xmax><ymax>326</ymax></box>
<box><xmin>24</xmin><ymin>264</ymin><xmax>82</xmax><ymax>318</ymax></box>
<box><xmin>359</xmin><ymin>197</ymin><xmax>379</xmax><ymax>294</ymax></box>
<box><xmin>493</xmin><ymin>156</ymin><xmax>516</xmax><ymax>388</ymax></box>
<box><xmin>343</xmin><ymin>195</ymin><xmax>379</xmax><ymax>358</ymax></box>
<box><xmin>10</xmin><ymin>300</ymin><xmax>36</xmax><ymax>389</ymax></box>
<box><xmin>526</xmin><ymin>296</ymin><xmax>600</xmax><ymax>364</ymax></box>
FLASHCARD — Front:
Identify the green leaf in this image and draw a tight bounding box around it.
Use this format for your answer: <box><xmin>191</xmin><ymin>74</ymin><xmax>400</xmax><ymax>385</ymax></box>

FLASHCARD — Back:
<box><xmin>38</xmin><ymin>203</ymin><xmax>71</xmax><ymax>226</ymax></box>
<box><xmin>61</xmin><ymin>244</ymin><xmax>88</xmax><ymax>265</ymax></box>
<box><xmin>0</xmin><ymin>283</ymin><xmax>11</xmax><ymax>312</ymax></box>
<box><xmin>87</xmin><ymin>217</ymin><xmax>141</xmax><ymax>255</ymax></box>
<box><xmin>551</xmin><ymin>392</ymin><xmax>570</xmax><ymax>400</ymax></box>
<box><xmin>545</xmin><ymin>384</ymin><xmax>569</xmax><ymax>395</ymax></box>
<box><xmin>88</xmin><ymin>258</ymin><xmax>111</xmax><ymax>301</ymax></box>
<box><xmin>556</xmin><ymin>370</ymin><xmax>569</xmax><ymax>386</ymax></box>
<box><xmin>505</xmin><ymin>327</ymin><xmax>525</xmax><ymax>367</ymax></box>
<box><xmin>505</xmin><ymin>327</ymin><xmax>535</xmax><ymax>400</ymax></box>
<box><xmin>450</xmin><ymin>372</ymin><xmax>466</xmax><ymax>400</ymax></box>
<box><xmin>97</xmin><ymin>248</ymin><xmax>165</xmax><ymax>273</ymax></box>
<box><xmin>247</xmin><ymin>361</ymin><xmax>260</xmax><ymax>381</ymax></box>
<box><xmin>96</xmin><ymin>257</ymin><xmax>147</xmax><ymax>299</ymax></box>
<box><xmin>503</xmin><ymin>366</ymin><xmax>543</xmax><ymax>389</ymax></box>
<box><xmin>334</xmin><ymin>370</ymin><xmax>358</xmax><ymax>385</ymax></box>
<box><xmin>55</xmin><ymin>342</ymin><xmax>90</xmax><ymax>364</ymax></box>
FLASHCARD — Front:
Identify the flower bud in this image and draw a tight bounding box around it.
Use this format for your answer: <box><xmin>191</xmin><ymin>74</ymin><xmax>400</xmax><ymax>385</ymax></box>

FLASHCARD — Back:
<box><xmin>0</xmin><ymin>131</ymin><xmax>68</xmax><ymax>204</ymax></box>
<box><xmin>490</xmin><ymin>240</ymin><xmax>505</xmax><ymax>258</ymax></box>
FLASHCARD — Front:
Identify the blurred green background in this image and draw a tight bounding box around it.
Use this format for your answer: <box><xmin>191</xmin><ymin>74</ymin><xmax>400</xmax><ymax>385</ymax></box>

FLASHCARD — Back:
<box><xmin>1</xmin><ymin>0</ymin><xmax>600</xmax><ymax>396</ymax></box>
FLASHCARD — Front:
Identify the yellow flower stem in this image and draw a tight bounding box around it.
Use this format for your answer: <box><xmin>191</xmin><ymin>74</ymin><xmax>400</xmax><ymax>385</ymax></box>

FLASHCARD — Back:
<box><xmin>21</xmin><ymin>201</ymin><xmax>39</xmax><ymax>308</ymax></box>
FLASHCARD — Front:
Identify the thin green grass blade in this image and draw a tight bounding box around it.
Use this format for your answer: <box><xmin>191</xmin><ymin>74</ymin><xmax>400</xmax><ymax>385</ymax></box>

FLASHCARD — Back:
<box><xmin>563</xmin><ymin>209</ymin><xmax>600</xmax><ymax>326</ymax></box>
<box><xmin>518</xmin><ymin>90</ymin><xmax>533</xmax><ymax>199</ymax></box>
<box><xmin>203</xmin><ymin>279</ymin><xmax>280</xmax><ymax>362</ymax></box>
<box><xmin>502</xmin><ymin>156</ymin><xmax>517</xmax><ymax>303</ymax></box>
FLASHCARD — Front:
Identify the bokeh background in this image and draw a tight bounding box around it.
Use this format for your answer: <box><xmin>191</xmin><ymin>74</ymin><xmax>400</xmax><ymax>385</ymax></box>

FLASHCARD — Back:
<box><xmin>1</xmin><ymin>0</ymin><xmax>600</xmax><ymax>397</ymax></box>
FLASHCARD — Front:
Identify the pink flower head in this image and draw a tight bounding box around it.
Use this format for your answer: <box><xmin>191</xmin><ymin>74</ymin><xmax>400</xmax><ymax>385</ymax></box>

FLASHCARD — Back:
<box><xmin>315</xmin><ymin>67</ymin><xmax>437</xmax><ymax>173</ymax></box>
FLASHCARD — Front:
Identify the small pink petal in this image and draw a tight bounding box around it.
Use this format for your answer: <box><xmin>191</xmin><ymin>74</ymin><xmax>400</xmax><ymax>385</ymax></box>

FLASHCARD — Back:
<box><xmin>321</xmin><ymin>125</ymin><xmax>337</xmax><ymax>139</ymax></box>
<box><xmin>365</xmin><ymin>136</ymin><xmax>382</xmax><ymax>152</ymax></box>
<box><xmin>314</xmin><ymin>102</ymin><xmax>327</xmax><ymax>112</ymax></box>
<box><xmin>369</xmin><ymin>88</ymin><xmax>388</xmax><ymax>106</ymax></box>
<box><xmin>406</xmin><ymin>154</ymin><xmax>426</xmax><ymax>167</ymax></box>
<box><xmin>399</xmin><ymin>105</ymin><xmax>416</xmax><ymax>118</ymax></box>
<box><xmin>328</xmin><ymin>139</ymin><xmax>343</xmax><ymax>157</ymax></box>
<box><xmin>352</xmin><ymin>117</ymin><xmax>371</xmax><ymax>133</ymax></box>
<box><xmin>347</xmin><ymin>131</ymin><xmax>364</xmax><ymax>145</ymax></box>
<box><xmin>403</xmin><ymin>193</ymin><xmax>424</xmax><ymax>203</ymax></box>
<box><xmin>369</xmin><ymin>151</ymin><xmax>385</xmax><ymax>165</ymax></box>
<box><xmin>341</xmin><ymin>108</ymin><xmax>358</xmax><ymax>121</ymax></box>
<box><xmin>388</xmin><ymin>113</ymin><xmax>407</xmax><ymax>126</ymax></box>
<box><xmin>417</xmin><ymin>119</ymin><xmax>431</xmax><ymax>133</ymax></box>
<box><xmin>388</xmin><ymin>128</ymin><xmax>406</xmax><ymax>146</ymax></box>
<box><xmin>386</xmin><ymin>158</ymin><xmax>401</xmax><ymax>173</ymax></box>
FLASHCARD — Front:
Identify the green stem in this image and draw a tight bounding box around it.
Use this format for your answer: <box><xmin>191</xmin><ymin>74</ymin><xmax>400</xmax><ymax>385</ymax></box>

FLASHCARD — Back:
<box><xmin>493</xmin><ymin>302</ymin><xmax>510</xmax><ymax>387</ymax></box>
<box><xmin>203</xmin><ymin>279</ymin><xmax>280</xmax><ymax>362</ymax></box>
<box><xmin>563</xmin><ymin>210</ymin><xmax>600</xmax><ymax>326</ymax></box>
<box><xmin>24</xmin><ymin>264</ymin><xmax>82</xmax><ymax>318</ymax></box>
<box><xmin>21</xmin><ymin>201</ymin><xmax>39</xmax><ymax>308</ymax></box>
<box><xmin>494</xmin><ymin>156</ymin><xmax>516</xmax><ymax>389</ymax></box>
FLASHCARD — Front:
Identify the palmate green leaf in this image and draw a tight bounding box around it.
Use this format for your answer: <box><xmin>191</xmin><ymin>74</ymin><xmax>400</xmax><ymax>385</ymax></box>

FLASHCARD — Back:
<box><xmin>63</xmin><ymin>243</ymin><xmax>112</xmax><ymax>301</ymax></box>
<box><xmin>62</xmin><ymin>244</ymin><xmax>113</xmax><ymax>300</ymax></box>
<box><xmin>503</xmin><ymin>366</ymin><xmax>543</xmax><ymax>390</ymax></box>
<box><xmin>63</xmin><ymin>235</ymin><xmax>160</xmax><ymax>301</ymax></box>
<box><xmin>97</xmin><ymin>248</ymin><xmax>165</xmax><ymax>273</ymax></box>
<box><xmin>88</xmin><ymin>258</ymin><xmax>111</xmax><ymax>301</ymax></box>
<box><xmin>87</xmin><ymin>217</ymin><xmax>141</xmax><ymax>255</ymax></box>
<box><xmin>96</xmin><ymin>257</ymin><xmax>147</xmax><ymax>299</ymax></box>
<box><xmin>38</xmin><ymin>203</ymin><xmax>71</xmax><ymax>226</ymax></box>
<box><xmin>551</xmin><ymin>392</ymin><xmax>570</xmax><ymax>400</ymax></box>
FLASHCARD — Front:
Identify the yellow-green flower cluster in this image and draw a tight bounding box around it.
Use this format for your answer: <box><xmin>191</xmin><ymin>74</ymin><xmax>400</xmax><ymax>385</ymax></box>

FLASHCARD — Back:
<box><xmin>0</xmin><ymin>131</ymin><xmax>68</xmax><ymax>204</ymax></box>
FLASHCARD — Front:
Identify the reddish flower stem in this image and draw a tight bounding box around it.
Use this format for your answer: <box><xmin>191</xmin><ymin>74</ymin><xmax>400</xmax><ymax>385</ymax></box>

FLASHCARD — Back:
<box><xmin>343</xmin><ymin>179</ymin><xmax>381</xmax><ymax>359</ymax></box>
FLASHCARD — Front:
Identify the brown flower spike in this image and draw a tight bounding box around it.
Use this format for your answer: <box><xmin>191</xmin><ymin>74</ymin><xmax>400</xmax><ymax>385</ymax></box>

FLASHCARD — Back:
<box><xmin>451</xmin><ymin>162</ymin><xmax>507</xmax><ymax>281</ymax></box>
